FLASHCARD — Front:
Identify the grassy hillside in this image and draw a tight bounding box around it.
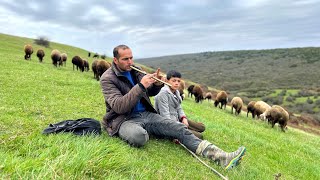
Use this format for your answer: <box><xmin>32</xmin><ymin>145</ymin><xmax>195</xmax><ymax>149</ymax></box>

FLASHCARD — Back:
<box><xmin>1</xmin><ymin>33</ymin><xmax>320</xmax><ymax>179</ymax></box>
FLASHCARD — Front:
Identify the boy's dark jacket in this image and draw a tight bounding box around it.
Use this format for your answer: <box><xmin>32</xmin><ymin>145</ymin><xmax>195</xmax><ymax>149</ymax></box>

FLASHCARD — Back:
<box><xmin>100</xmin><ymin>62</ymin><xmax>163</xmax><ymax>136</ymax></box>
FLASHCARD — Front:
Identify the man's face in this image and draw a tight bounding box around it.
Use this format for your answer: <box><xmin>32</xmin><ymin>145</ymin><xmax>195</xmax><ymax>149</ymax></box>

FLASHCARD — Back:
<box><xmin>114</xmin><ymin>48</ymin><xmax>133</xmax><ymax>71</ymax></box>
<box><xmin>167</xmin><ymin>77</ymin><xmax>181</xmax><ymax>91</ymax></box>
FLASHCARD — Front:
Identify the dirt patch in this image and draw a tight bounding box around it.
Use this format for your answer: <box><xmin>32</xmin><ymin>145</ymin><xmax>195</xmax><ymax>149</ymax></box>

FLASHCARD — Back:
<box><xmin>288</xmin><ymin>114</ymin><xmax>320</xmax><ymax>136</ymax></box>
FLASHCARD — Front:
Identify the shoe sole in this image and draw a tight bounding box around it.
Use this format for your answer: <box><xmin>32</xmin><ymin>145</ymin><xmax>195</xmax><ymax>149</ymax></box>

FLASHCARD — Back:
<box><xmin>225</xmin><ymin>147</ymin><xmax>246</xmax><ymax>170</ymax></box>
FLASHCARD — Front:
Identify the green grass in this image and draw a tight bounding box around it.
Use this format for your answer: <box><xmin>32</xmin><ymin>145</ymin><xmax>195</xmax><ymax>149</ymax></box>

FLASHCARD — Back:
<box><xmin>1</xmin><ymin>33</ymin><xmax>320</xmax><ymax>179</ymax></box>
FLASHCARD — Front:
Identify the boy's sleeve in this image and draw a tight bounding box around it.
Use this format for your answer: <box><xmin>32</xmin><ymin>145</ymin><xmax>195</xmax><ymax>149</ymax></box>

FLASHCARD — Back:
<box><xmin>177</xmin><ymin>103</ymin><xmax>186</xmax><ymax>121</ymax></box>
<box><xmin>155</xmin><ymin>93</ymin><xmax>171</xmax><ymax>119</ymax></box>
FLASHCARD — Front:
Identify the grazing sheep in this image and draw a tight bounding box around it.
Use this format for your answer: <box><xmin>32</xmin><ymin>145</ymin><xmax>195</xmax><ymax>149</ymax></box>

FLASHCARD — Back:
<box><xmin>214</xmin><ymin>91</ymin><xmax>228</xmax><ymax>109</ymax></box>
<box><xmin>83</xmin><ymin>59</ymin><xmax>90</xmax><ymax>71</ymax></box>
<box><xmin>252</xmin><ymin>101</ymin><xmax>271</xmax><ymax>119</ymax></box>
<box><xmin>51</xmin><ymin>49</ymin><xmax>61</xmax><ymax>67</ymax></box>
<box><xmin>192</xmin><ymin>85</ymin><xmax>204</xmax><ymax>103</ymax></box>
<box><xmin>246</xmin><ymin>101</ymin><xmax>256</xmax><ymax>118</ymax></box>
<box><xmin>72</xmin><ymin>56</ymin><xmax>84</xmax><ymax>72</ymax></box>
<box><xmin>36</xmin><ymin>49</ymin><xmax>45</xmax><ymax>62</ymax></box>
<box><xmin>93</xmin><ymin>53</ymin><xmax>99</xmax><ymax>58</ymax></box>
<box><xmin>178</xmin><ymin>79</ymin><xmax>185</xmax><ymax>100</ymax></box>
<box><xmin>187</xmin><ymin>85</ymin><xmax>195</xmax><ymax>98</ymax></box>
<box><xmin>97</xmin><ymin>60</ymin><xmax>111</xmax><ymax>79</ymax></box>
<box><xmin>24</xmin><ymin>44</ymin><xmax>33</xmax><ymax>60</ymax></box>
<box><xmin>231</xmin><ymin>97</ymin><xmax>243</xmax><ymax>115</ymax></box>
<box><xmin>61</xmin><ymin>53</ymin><xmax>67</xmax><ymax>66</ymax></box>
<box><xmin>261</xmin><ymin>105</ymin><xmax>289</xmax><ymax>132</ymax></box>
<box><xmin>204</xmin><ymin>92</ymin><xmax>212</xmax><ymax>101</ymax></box>
<box><xmin>92</xmin><ymin>60</ymin><xmax>99</xmax><ymax>80</ymax></box>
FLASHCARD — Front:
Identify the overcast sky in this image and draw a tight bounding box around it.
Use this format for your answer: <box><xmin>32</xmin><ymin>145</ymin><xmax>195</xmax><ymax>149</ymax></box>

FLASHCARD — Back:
<box><xmin>1</xmin><ymin>0</ymin><xmax>320</xmax><ymax>58</ymax></box>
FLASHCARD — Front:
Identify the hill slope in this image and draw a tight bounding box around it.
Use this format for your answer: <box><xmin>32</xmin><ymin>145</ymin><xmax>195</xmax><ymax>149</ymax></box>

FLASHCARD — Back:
<box><xmin>136</xmin><ymin>48</ymin><xmax>320</xmax><ymax>91</ymax></box>
<box><xmin>1</xmin><ymin>33</ymin><xmax>320</xmax><ymax>179</ymax></box>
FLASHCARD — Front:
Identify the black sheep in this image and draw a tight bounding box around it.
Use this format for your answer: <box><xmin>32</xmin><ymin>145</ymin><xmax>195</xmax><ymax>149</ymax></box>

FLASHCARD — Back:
<box><xmin>187</xmin><ymin>85</ymin><xmax>195</xmax><ymax>98</ymax></box>
<box><xmin>36</xmin><ymin>49</ymin><xmax>45</xmax><ymax>62</ymax></box>
<box><xmin>72</xmin><ymin>56</ymin><xmax>84</xmax><ymax>72</ymax></box>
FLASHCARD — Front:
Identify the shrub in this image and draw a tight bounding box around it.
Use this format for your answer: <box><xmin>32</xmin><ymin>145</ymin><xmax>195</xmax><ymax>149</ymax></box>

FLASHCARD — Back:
<box><xmin>34</xmin><ymin>36</ymin><xmax>50</xmax><ymax>47</ymax></box>
<box><xmin>286</xmin><ymin>96</ymin><xmax>295</xmax><ymax>102</ymax></box>
<box><xmin>306</xmin><ymin>98</ymin><xmax>314</xmax><ymax>104</ymax></box>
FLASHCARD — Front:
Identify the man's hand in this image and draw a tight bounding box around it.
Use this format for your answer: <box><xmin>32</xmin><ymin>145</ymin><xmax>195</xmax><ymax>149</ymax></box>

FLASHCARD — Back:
<box><xmin>140</xmin><ymin>74</ymin><xmax>157</xmax><ymax>88</ymax></box>
<box><xmin>181</xmin><ymin>118</ymin><xmax>189</xmax><ymax>127</ymax></box>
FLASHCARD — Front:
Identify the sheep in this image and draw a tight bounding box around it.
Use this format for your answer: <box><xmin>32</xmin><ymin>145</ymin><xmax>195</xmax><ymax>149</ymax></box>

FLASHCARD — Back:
<box><xmin>36</xmin><ymin>49</ymin><xmax>45</xmax><ymax>62</ymax></box>
<box><xmin>51</xmin><ymin>49</ymin><xmax>61</xmax><ymax>67</ymax></box>
<box><xmin>192</xmin><ymin>85</ymin><xmax>204</xmax><ymax>103</ymax></box>
<box><xmin>261</xmin><ymin>105</ymin><xmax>289</xmax><ymax>132</ymax></box>
<box><xmin>187</xmin><ymin>85</ymin><xmax>195</xmax><ymax>98</ymax></box>
<box><xmin>24</xmin><ymin>44</ymin><xmax>33</xmax><ymax>60</ymax></box>
<box><xmin>231</xmin><ymin>97</ymin><xmax>243</xmax><ymax>115</ymax></box>
<box><xmin>92</xmin><ymin>60</ymin><xmax>99</xmax><ymax>80</ymax></box>
<box><xmin>72</xmin><ymin>56</ymin><xmax>84</xmax><ymax>72</ymax></box>
<box><xmin>97</xmin><ymin>60</ymin><xmax>111</xmax><ymax>79</ymax></box>
<box><xmin>178</xmin><ymin>79</ymin><xmax>185</xmax><ymax>100</ymax></box>
<box><xmin>204</xmin><ymin>92</ymin><xmax>212</xmax><ymax>101</ymax></box>
<box><xmin>252</xmin><ymin>101</ymin><xmax>271</xmax><ymax>119</ymax></box>
<box><xmin>61</xmin><ymin>53</ymin><xmax>67</xmax><ymax>66</ymax></box>
<box><xmin>214</xmin><ymin>91</ymin><xmax>228</xmax><ymax>109</ymax></box>
<box><xmin>83</xmin><ymin>59</ymin><xmax>90</xmax><ymax>71</ymax></box>
<box><xmin>93</xmin><ymin>53</ymin><xmax>99</xmax><ymax>58</ymax></box>
<box><xmin>246</xmin><ymin>101</ymin><xmax>256</xmax><ymax>118</ymax></box>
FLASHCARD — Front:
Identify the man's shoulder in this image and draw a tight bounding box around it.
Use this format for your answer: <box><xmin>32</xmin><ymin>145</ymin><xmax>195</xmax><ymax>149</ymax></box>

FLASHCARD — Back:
<box><xmin>101</xmin><ymin>67</ymin><xmax>115</xmax><ymax>79</ymax></box>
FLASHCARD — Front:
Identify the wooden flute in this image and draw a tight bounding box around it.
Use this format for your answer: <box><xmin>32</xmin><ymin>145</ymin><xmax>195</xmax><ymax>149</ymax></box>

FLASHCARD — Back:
<box><xmin>130</xmin><ymin>66</ymin><xmax>172</xmax><ymax>87</ymax></box>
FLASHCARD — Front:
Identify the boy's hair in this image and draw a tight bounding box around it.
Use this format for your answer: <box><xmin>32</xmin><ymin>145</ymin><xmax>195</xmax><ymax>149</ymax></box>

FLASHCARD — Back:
<box><xmin>166</xmin><ymin>70</ymin><xmax>182</xmax><ymax>80</ymax></box>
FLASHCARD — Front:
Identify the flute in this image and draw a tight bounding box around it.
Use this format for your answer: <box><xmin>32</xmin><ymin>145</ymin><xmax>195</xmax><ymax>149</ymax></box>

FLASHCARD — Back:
<box><xmin>130</xmin><ymin>66</ymin><xmax>172</xmax><ymax>87</ymax></box>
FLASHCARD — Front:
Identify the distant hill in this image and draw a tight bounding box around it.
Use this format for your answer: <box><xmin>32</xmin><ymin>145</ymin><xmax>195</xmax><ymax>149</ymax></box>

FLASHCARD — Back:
<box><xmin>136</xmin><ymin>48</ymin><xmax>320</xmax><ymax>92</ymax></box>
<box><xmin>137</xmin><ymin>47</ymin><xmax>320</xmax><ymax>128</ymax></box>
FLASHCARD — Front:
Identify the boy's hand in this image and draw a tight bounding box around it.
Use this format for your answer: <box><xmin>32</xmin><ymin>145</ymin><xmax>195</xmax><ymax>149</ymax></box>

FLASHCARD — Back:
<box><xmin>182</xmin><ymin>118</ymin><xmax>189</xmax><ymax>127</ymax></box>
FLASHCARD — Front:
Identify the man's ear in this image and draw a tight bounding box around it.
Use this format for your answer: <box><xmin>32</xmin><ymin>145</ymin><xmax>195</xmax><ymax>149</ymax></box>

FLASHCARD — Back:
<box><xmin>113</xmin><ymin>57</ymin><xmax>118</xmax><ymax>64</ymax></box>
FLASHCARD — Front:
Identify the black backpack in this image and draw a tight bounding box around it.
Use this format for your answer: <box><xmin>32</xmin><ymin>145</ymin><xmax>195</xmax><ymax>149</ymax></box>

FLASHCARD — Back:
<box><xmin>43</xmin><ymin>118</ymin><xmax>101</xmax><ymax>135</ymax></box>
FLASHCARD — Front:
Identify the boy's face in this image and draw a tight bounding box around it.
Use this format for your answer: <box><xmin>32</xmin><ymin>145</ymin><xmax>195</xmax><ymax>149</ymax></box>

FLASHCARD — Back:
<box><xmin>167</xmin><ymin>77</ymin><xmax>181</xmax><ymax>91</ymax></box>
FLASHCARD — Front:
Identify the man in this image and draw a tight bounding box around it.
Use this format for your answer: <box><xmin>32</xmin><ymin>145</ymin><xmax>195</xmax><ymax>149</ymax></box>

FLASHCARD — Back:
<box><xmin>100</xmin><ymin>45</ymin><xmax>246</xmax><ymax>170</ymax></box>
<box><xmin>154</xmin><ymin>70</ymin><xmax>205</xmax><ymax>139</ymax></box>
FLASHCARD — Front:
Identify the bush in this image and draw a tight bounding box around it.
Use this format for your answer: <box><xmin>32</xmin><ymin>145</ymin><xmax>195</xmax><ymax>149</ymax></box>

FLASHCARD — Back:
<box><xmin>306</xmin><ymin>98</ymin><xmax>314</xmax><ymax>104</ymax></box>
<box><xmin>34</xmin><ymin>36</ymin><xmax>50</xmax><ymax>47</ymax></box>
<box><xmin>286</xmin><ymin>96</ymin><xmax>295</xmax><ymax>102</ymax></box>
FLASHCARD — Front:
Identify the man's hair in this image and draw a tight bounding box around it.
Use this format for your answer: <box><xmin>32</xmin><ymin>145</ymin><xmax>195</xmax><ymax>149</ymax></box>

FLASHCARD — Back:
<box><xmin>113</xmin><ymin>45</ymin><xmax>130</xmax><ymax>59</ymax></box>
<box><xmin>166</xmin><ymin>70</ymin><xmax>182</xmax><ymax>80</ymax></box>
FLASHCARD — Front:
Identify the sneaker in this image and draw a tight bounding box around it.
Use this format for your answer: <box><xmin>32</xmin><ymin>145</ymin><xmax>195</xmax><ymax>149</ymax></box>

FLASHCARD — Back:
<box><xmin>224</xmin><ymin>146</ymin><xmax>246</xmax><ymax>170</ymax></box>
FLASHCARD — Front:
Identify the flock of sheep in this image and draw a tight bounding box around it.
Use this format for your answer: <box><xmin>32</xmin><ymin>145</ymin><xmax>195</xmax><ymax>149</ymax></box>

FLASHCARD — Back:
<box><xmin>186</xmin><ymin>84</ymin><xmax>289</xmax><ymax>132</ymax></box>
<box><xmin>23</xmin><ymin>44</ymin><xmax>110</xmax><ymax>80</ymax></box>
<box><xmin>24</xmin><ymin>44</ymin><xmax>289</xmax><ymax>132</ymax></box>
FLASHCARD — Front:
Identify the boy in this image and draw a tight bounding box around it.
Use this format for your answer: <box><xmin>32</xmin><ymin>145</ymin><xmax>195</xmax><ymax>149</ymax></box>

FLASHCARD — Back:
<box><xmin>154</xmin><ymin>70</ymin><xmax>206</xmax><ymax>139</ymax></box>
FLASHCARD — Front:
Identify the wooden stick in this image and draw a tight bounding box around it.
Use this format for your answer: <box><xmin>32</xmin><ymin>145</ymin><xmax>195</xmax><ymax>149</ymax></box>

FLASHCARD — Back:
<box><xmin>179</xmin><ymin>143</ymin><xmax>229</xmax><ymax>180</ymax></box>
<box><xmin>130</xmin><ymin>66</ymin><xmax>172</xmax><ymax>87</ymax></box>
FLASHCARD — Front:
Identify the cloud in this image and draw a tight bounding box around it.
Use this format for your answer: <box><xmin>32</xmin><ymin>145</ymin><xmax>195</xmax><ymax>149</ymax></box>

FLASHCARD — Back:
<box><xmin>0</xmin><ymin>0</ymin><xmax>320</xmax><ymax>58</ymax></box>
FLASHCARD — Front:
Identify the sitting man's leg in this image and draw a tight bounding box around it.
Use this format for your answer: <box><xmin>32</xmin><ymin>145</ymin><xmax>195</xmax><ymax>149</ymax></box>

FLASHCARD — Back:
<box><xmin>118</xmin><ymin>120</ymin><xmax>149</xmax><ymax>147</ymax></box>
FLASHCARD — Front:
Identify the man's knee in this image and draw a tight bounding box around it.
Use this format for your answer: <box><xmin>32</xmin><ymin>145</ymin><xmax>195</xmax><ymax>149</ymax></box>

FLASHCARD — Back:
<box><xmin>129</xmin><ymin>130</ymin><xmax>149</xmax><ymax>147</ymax></box>
<box><xmin>119</xmin><ymin>125</ymin><xmax>149</xmax><ymax>147</ymax></box>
